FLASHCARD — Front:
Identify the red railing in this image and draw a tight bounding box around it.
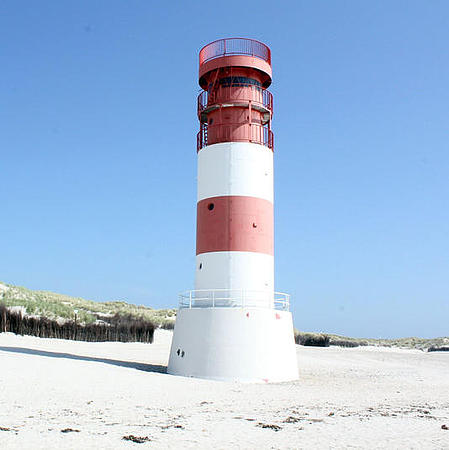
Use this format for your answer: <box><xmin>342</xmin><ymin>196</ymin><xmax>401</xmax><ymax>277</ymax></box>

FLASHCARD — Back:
<box><xmin>197</xmin><ymin>86</ymin><xmax>273</xmax><ymax>117</ymax></box>
<box><xmin>197</xmin><ymin>123</ymin><xmax>274</xmax><ymax>152</ymax></box>
<box><xmin>199</xmin><ymin>38</ymin><xmax>271</xmax><ymax>66</ymax></box>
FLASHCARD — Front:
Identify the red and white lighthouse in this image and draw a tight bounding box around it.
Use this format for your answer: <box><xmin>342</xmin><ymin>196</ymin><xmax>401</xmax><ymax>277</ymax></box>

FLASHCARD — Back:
<box><xmin>168</xmin><ymin>38</ymin><xmax>298</xmax><ymax>382</ymax></box>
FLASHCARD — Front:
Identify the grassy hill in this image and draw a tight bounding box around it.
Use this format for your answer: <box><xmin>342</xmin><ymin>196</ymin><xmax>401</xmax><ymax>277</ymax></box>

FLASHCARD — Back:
<box><xmin>295</xmin><ymin>331</ymin><xmax>449</xmax><ymax>351</ymax></box>
<box><xmin>0</xmin><ymin>282</ymin><xmax>176</xmax><ymax>328</ymax></box>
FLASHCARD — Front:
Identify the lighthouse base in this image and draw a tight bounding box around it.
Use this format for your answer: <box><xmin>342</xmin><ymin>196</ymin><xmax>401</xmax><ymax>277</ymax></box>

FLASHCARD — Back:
<box><xmin>167</xmin><ymin>307</ymin><xmax>298</xmax><ymax>382</ymax></box>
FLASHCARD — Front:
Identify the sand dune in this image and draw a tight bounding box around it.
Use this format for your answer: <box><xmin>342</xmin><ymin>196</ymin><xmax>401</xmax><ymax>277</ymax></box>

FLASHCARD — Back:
<box><xmin>0</xmin><ymin>330</ymin><xmax>448</xmax><ymax>449</ymax></box>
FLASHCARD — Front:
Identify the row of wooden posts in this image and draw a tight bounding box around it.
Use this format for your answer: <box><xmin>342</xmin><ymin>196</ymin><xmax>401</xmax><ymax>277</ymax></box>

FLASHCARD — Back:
<box><xmin>0</xmin><ymin>304</ymin><xmax>155</xmax><ymax>343</ymax></box>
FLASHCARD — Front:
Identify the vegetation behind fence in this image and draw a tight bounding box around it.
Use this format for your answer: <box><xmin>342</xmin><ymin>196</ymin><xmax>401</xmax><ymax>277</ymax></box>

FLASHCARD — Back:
<box><xmin>0</xmin><ymin>304</ymin><xmax>155</xmax><ymax>343</ymax></box>
<box><xmin>0</xmin><ymin>281</ymin><xmax>176</xmax><ymax>328</ymax></box>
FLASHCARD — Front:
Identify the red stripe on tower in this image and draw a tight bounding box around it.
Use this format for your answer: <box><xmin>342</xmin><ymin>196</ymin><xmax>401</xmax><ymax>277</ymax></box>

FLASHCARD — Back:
<box><xmin>196</xmin><ymin>196</ymin><xmax>274</xmax><ymax>255</ymax></box>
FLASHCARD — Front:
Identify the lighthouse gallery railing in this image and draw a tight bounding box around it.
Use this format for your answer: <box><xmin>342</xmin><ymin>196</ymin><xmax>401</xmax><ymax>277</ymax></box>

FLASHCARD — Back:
<box><xmin>178</xmin><ymin>289</ymin><xmax>290</xmax><ymax>311</ymax></box>
<box><xmin>199</xmin><ymin>38</ymin><xmax>271</xmax><ymax>65</ymax></box>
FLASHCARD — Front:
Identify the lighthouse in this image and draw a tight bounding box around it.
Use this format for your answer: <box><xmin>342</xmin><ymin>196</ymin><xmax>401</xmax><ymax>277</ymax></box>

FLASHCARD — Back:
<box><xmin>168</xmin><ymin>38</ymin><xmax>298</xmax><ymax>382</ymax></box>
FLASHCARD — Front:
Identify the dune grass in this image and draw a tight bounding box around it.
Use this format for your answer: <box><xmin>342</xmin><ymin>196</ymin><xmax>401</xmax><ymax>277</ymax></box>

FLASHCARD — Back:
<box><xmin>0</xmin><ymin>281</ymin><xmax>176</xmax><ymax>327</ymax></box>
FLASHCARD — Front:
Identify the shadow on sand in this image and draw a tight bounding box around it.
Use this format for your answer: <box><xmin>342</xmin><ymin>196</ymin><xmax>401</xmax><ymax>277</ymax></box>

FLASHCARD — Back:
<box><xmin>0</xmin><ymin>346</ymin><xmax>167</xmax><ymax>374</ymax></box>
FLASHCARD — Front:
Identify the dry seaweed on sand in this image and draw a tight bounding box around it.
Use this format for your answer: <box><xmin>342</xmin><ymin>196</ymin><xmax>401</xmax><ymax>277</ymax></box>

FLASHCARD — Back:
<box><xmin>256</xmin><ymin>423</ymin><xmax>282</xmax><ymax>431</ymax></box>
<box><xmin>122</xmin><ymin>435</ymin><xmax>151</xmax><ymax>443</ymax></box>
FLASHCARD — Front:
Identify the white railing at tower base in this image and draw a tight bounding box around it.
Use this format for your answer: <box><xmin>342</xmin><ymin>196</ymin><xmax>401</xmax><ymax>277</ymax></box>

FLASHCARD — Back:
<box><xmin>178</xmin><ymin>289</ymin><xmax>290</xmax><ymax>311</ymax></box>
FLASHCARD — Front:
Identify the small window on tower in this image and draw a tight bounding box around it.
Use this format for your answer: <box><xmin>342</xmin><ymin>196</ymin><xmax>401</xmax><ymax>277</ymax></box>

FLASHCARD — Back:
<box><xmin>207</xmin><ymin>203</ymin><xmax>214</xmax><ymax>211</ymax></box>
<box><xmin>209</xmin><ymin>118</ymin><xmax>214</xmax><ymax>125</ymax></box>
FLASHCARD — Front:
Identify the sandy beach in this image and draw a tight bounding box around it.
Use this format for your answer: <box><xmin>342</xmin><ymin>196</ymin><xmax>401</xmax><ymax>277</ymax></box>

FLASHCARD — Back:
<box><xmin>0</xmin><ymin>330</ymin><xmax>448</xmax><ymax>449</ymax></box>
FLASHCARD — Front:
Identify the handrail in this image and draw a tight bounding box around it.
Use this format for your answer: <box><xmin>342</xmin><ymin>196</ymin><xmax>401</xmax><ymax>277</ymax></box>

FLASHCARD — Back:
<box><xmin>197</xmin><ymin>123</ymin><xmax>273</xmax><ymax>151</ymax></box>
<box><xmin>199</xmin><ymin>38</ymin><xmax>271</xmax><ymax>66</ymax></box>
<box><xmin>178</xmin><ymin>289</ymin><xmax>290</xmax><ymax>311</ymax></box>
<box><xmin>197</xmin><ymin>87</ymin><xmax>273</xmax><ymax>116</ymax></box>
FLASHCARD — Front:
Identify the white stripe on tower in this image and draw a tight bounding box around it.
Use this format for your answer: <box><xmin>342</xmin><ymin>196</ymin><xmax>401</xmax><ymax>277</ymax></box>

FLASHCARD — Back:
<box><xmin>197</xmin><ymin>142</ymin><xmax>273</xmax><ymax>202</ymax></box>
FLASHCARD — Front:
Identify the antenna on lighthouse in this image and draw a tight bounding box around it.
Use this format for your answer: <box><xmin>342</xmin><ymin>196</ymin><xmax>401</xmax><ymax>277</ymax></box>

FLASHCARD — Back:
<box><xmin>168</xmin><ymin>38</ymin><xmax>298</xmax><ymax>382</ymax></box>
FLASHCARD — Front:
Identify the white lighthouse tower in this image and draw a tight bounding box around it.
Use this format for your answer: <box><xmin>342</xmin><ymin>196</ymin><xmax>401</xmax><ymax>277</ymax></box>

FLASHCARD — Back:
<box><xmin>168</xmin><ymin>38</ymin><xmax>298</xmax><ymax>382</ymax></box>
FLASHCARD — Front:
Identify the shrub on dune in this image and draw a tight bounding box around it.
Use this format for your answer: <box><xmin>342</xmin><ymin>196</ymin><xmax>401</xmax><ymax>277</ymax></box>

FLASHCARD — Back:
<box><xmin>294</xmin><ymin>331</ymin><xmax>330</xmax><ymax>347</ymax></box>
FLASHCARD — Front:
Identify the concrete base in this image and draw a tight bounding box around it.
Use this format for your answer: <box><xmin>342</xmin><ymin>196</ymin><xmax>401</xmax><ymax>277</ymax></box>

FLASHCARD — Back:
<box><xmin>167</xmin><ymin>308</ymin><xmax>298</xmax><ymax>382</ymax></box>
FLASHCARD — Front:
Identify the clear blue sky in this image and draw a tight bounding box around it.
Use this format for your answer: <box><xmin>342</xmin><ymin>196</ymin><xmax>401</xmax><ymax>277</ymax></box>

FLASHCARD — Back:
<box><xmin>1</xmin><ymin>1</ymin><xmax>448</xmax><ymax>338</ymax></box>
